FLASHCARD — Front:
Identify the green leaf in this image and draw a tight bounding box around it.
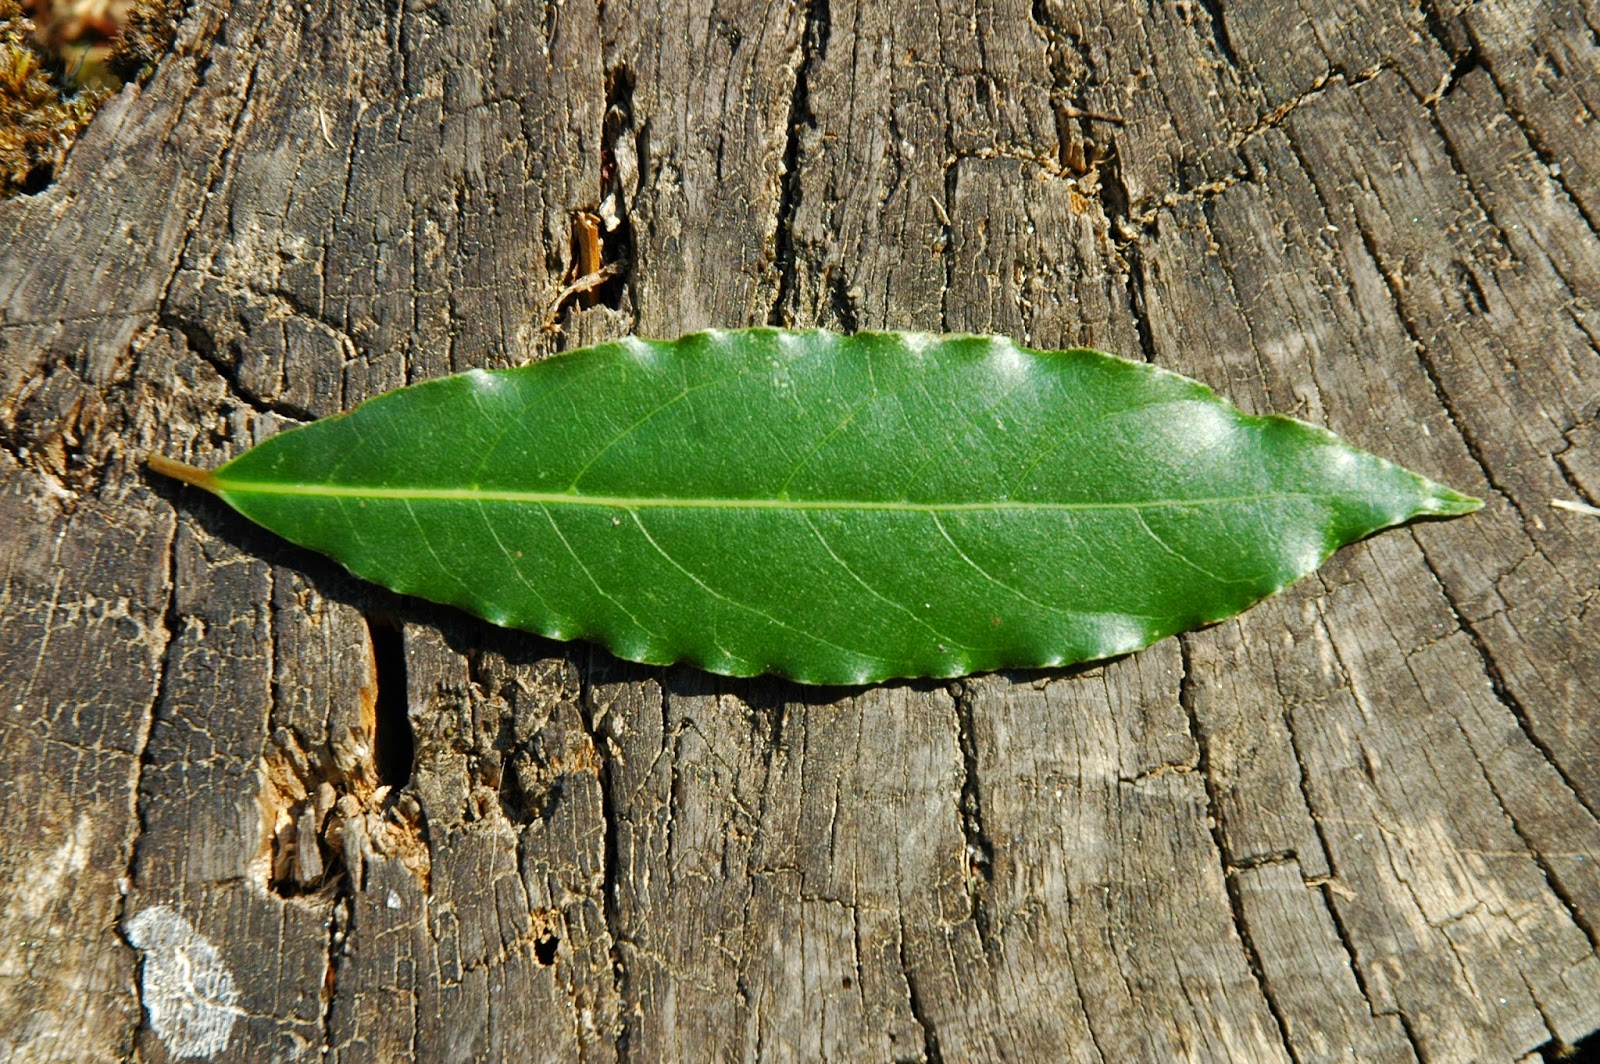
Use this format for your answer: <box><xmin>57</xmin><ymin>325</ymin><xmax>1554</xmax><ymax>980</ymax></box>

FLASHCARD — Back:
<box><xmin>151</xmin><ymin>329</ymin><xmax>1480</xmax><ymax>684</ymax></box>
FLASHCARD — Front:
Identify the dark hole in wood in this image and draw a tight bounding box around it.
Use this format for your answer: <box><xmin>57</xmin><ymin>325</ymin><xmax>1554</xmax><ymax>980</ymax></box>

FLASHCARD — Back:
<box><xmin>595</xmin><ymin>64</ymin><xmax>636</xmax><ymax>310</ymax></box>
<box><xmin>827</xmin><ymin>273</ymin><xmax>859</xmax><ymax>333</ymax></box>
<box><xmin>1543</xmin><ymin>1027</ymin><xmax>1600</xmax><ymax>1062</ymax></box>
<box><xmin>368</xmin><ymin>617</ymin><xmax>415</xmax><ymax>789</ymax></box>
<box><xmin>20</xmin><ymin>164</ymin><xmax>54</xmax><ymax>195</ymax></box>
<box><xmin>1441</xmin><ymin>50</ymin><xmax>1481</xmax><ymax>98</ymax></box>
<box><xmin>1454</xmin><ymin>261</ymin><xmax>1490</xmax><ymax>315</ymax></box>
<box><xmin>534</xmin><ymin>931</ymin><xmax>558</xmax><ymax>966</ymax></box>
<box><xmin>498</xmin><ymin>756</ymin><xmax>565</xmax><ymax>824</ymax></box>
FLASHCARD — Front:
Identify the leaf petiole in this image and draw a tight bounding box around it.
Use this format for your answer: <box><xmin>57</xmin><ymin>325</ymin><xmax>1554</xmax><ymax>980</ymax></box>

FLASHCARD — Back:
<box><xmin>147</xmin><ymin>453</ymin><xmax>222</xmax><ymax>494</ymax></box>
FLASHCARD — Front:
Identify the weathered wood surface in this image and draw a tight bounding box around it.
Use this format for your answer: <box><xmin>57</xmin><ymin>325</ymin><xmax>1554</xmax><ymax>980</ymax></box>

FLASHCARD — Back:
<box><xmin>3</xmin><ymin>0</ymin><xmax>1599</xmax><ymax>1060</ymax></box>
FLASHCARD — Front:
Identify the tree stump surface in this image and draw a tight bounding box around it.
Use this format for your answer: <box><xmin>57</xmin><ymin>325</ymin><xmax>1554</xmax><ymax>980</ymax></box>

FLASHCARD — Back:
<box><xmin>3</xmin><ymin>0</ymin><xmax>1599</xmax><ymax>1060</ymax></box>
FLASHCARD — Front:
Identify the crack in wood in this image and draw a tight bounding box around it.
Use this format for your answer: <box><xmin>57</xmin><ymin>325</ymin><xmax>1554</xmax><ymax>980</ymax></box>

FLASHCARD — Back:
<box><xmin>367</xmin><ymin>618</ymin><xmax>415</xmax><ymax>793</ymax></box>
<box><xmin>1409</xmin><ymin>527</ymin><xmax>1599</xmax><ymax>826</ymax></box>
<box><xmin>948</xmin><ymin>681</ymin><xmax>994</xmax><ymax>951</ymax></box>
<box><xmin>1028</xmin><ymin>0</ymin><xmax>1120</xmax><ymax>180</ymax></box>
<box><xmin>1193</xmin><ymin>0</ymin><xmax>1239</xmax><ymax>70</ymax></box>
<box><xmin>1516</xmin><ymin>957</ymin><xmax>1568</xmax><ymax>1053</ymax></box>
<box><xmin>1178</xmin><ymin>636</ymin><xmax>1303</xmax><ymax>1064</ymax></box>
<box><xmin>895</xmin><ymin>913</ymin><xmax>942</xmax><ymax>1064</ymax></box>
<box><xmin>1290</xmin><ymin>598</ymin><xmax>1425</xmax><ymax>1060</ymax></box>
<box><xmin>114</xmin><ymin>520</ymin><xmax>179</xmax><ymax>1062</ymax></box>
<box><xmin>1323</xmin><ymin>126</ymin><xmax>1566</xmax><ymax>593</ymax></box>
<box><xmin>660</xmin><ymin>688</ymin><xmax>681</xmax><ymax>883</ymax></box>
<box><xmin>1447</xmin><ymin>15</ymin><xmax>1600</xmax><ymax>243</ymax></box>
<box><xmin>576</xmin><ymin>651</ymin><xmax>632</xmax><ymax>1062</ymax></box>
<box><xmin>317</xmin><ymin>884</ymin><xmax>353</xmax><ymax>1061</ymax></box>
<box><xmin>936</xmin><ymin>160</ymin><xmax>955</xmax><ymax>334</ymax></box>
<box><xmin>767</xmin><ymin>0</ymin><xmax>827</xmax><ymax>327</ymax></box>
<box><xmin>152</xmin><ymin>8</ymin><xmax>271</xmax><ymax>322</ymax></box>
<box><xmin>1392</xmin><ymin>1007</ymin><xmax>1428</xmax><ymax>1063</ymax></box>
<box><xmin>158</xmin><ymin>309</ymin><xmax>315</xmax><ymax>423</ymax></box>
<box><xmin>598</xmin><ymin>64</ymin><xmax>637</xmax><ymax>314</ymax></box>
<box><xmin>1091</xmin><ymin>144</ymin><xmax>1160</xmax><ymax>367</ymax></box>
<box><xmin>1311</xmin><ymin>592</ymin><xmax>1545</xmax><ymax>1041</ymax></box>
<box><xmin>1409</xmin><ymin>537</ymin><xmax>1600</xmax><ymax>956</ymax></box>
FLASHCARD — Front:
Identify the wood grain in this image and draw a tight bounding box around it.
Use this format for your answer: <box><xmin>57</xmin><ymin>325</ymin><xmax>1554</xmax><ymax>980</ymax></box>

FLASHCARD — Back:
<box><xmin>2</xmin><ymin>0</ymin><xmax>1598</xmax><ymax>1060</ymax></box>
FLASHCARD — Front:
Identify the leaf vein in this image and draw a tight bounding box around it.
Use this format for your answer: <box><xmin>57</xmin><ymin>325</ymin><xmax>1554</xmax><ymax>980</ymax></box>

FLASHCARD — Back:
<box><xmin>801</xmin><ymin>512</ymin><xmax>976</xmax><ymax>652</ymax></box>
<box><xmin>563</xmin><ymin>360</ymin><xmax>758</xmax><ymax>491</ymax></box>
<box><xmin>474</xmin><ymin>500</ymin><xmax>561</xmax><ymax>622</ymax></box>
<box><xmin>628</xmin><ymin>511</ymin><xmax>888</xmax><ymax>670</ymax></box>
<box><xmin>930</xmin><ymin>511</ymin><xmax>1102</xmax><ymax>621</ymax></box>
<box><xmin>403</xmin><ymin>499</ymin><xmax>476</xmax><ymax>600</ymax></box>
<box><xmin>215</xmin><ymin>480</ymin><xmax>1320</xmax><ymax>513</ymax></box>
<box><xmin>1132</xmin><ymin>511</ymin><xmax>1249</xmax><ymax>586</ymax></box>
<box><xmin>539</xmin><ymin>504</ymin><xmax>663</xmax><ymax>645</ymax></box>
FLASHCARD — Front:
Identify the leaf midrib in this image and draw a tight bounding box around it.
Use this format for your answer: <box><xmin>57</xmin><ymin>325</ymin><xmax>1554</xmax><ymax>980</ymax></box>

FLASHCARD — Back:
<box><xmin>215</xmin><ymin>478</ymin><xmax>1314</xmax><ymax>513</ymax></box>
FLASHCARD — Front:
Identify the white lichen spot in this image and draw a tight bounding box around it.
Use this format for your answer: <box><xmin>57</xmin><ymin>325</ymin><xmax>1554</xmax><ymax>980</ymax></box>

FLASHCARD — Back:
<box><xmin>466</xmin><ymin>367</ymin><xmax>501</xmax><ymax>391</ymax></box>
<box><xmin>1096</xmin><ymin>614</ymin><xmax>1147</xmax><ymax>657</ymax></box>
<box><xmin>1290</xmin><ymin>537</ymin><xmax>1327</xmax><ymax>576</ymax></box>
<box><xmin>1176</xmin><ymin>401</ymin><xmax>1232</xmax><ymax>451</ymax></box>
<box><xmin>124</xmin><ymin>905</ymin><xmax>240</xmax><ymax>1059</ymax></box>
<box><xmin>987</xmin><ymin>337</ymin><xmax>1027</xmax><ymax>380</ymax></box>
<box><xmin>387</xmin><ymin>891</ymin><xmax>402</xmax><ymax>910</ymax></box>
<box><xmin>900</xmin><ymin>332</ymin><xmax>934</xmax><ymax>355</ymax></box>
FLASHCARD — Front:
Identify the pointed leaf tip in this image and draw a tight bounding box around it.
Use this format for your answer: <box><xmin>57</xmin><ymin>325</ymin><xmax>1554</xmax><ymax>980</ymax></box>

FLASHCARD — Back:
<box><xmin>1445</xmin><ymin>493</ymin><xmax>1485</xmax><ymax>514</ymax></box>
<box><xmin>1425</xmin><ymin>483</ymin><xmax>1484</xmax><ymax>516</ymax></box>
